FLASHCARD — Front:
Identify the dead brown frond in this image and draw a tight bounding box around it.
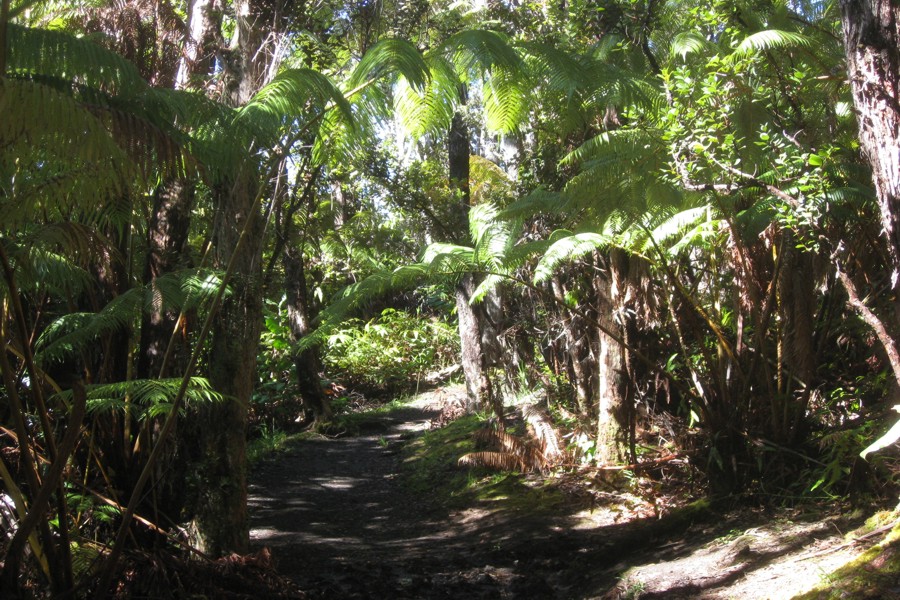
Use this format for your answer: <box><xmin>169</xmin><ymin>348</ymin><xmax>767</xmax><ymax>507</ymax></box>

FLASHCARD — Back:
<box><xmin>458</xmin><ymin>451</ymin><xmax>525</xmax><ymax>472</ymax></box>
<box><xmin>462</xmin><ymin>425</ymin><xmax>548</xmax><ymax>472</ymax></box>
<box><xmin>521</xmin><ymin>404</ymin><xmax>562</xmax><ymax>461</ymax></box>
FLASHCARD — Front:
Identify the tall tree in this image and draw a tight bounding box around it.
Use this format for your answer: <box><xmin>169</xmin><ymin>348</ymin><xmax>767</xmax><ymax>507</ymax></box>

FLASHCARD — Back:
<box><xmin>839</xmin><ymin>2</ymin><xmax>900</xmax><ymax>382</ymax></box>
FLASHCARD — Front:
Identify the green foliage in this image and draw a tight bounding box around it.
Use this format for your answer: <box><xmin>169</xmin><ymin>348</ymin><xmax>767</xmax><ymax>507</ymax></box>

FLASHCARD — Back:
<box><xmin>323</xmin><ymin>308</ymin><xmax>458</xmax><ymax>392</ymax></box>
<box><xmin>51</xmin><ymin>377</ymin><xmax>227</xmax><ymax>420</ymax></box>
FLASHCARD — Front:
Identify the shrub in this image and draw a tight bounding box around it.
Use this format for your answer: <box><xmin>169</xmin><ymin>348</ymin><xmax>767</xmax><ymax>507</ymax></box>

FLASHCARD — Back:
<box><xmin>323</xmin><ymin>308</ymin><xmax>459</xmax><ymax>393</ymax></box>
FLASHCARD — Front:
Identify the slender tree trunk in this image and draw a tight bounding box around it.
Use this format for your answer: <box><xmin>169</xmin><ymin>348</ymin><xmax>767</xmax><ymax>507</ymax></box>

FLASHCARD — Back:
<box><xmin>550</xmin><ymin>276</ymin><xmax>592</xmax><ymax>415</ymax></box>
<box><xmin>176</xmin><ymin>0</ymin><xmax>221</xmax><ymax>89</ymax></box>
<box><xmin>776</xmin><ymin>230</ymin><xmax>816</xmax><ymax>443</ymax></box>
<box><xmin>593</xmin><ymin>254</ymin><xmax>627</xmax><ymax>465</ymax></box>
<box><xmin>284</xmin><ymin>244</ymin><xmax>331</xmax><ymax>423</ymax></box>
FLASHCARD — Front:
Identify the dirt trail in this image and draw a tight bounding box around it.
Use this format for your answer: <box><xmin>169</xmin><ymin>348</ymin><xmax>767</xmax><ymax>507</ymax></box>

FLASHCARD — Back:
<box><xmin>249</xmin><ymin>392</ymin><xmax>588</xmax><ymax>598</ymax></box>
<box><xmin>249</xmin><ymin>391</ymin><xmax>872</xmax><ymax>599</ymax></box>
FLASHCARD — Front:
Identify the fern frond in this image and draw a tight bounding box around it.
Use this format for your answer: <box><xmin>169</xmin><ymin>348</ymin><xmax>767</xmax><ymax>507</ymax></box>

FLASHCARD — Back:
<box><xmin>522</xmin><ymin>404</ymin><xmax>562</xmax><ymax>460</ymax></box>
<box><xmin>421</xmin><ymin>242</ymin><xmax>476</xmax><ymax>275</ymax></box>
<box><xmin>237</xmin><ymin>68</ymin><xmax>354</xmax><ymax>140</ymax></box>
<box><xmin>482</xmin><ymin>65</ymin><xmax>528</xmax><ymax>134</ymax></box>
<box><xmin>534</xmin><ymin>232</ymin><xmax>613</xmax><ymax>283</ymax></box>
<box><xmin>727</xmin><ymin>30</ymin><xmax>812</xmax><ymax>62</ymax></box>
<box><xmin>35</xmin><ymin>289</ymin><xmax>142</xmax><ymax>365</ymax></box>
<box><xmin>440</xmin><ymin>29</ymin><xmax>523</xmax><ymax>74</ymax></box>
<box><xmin>7</xmin><ymin>23</ymin><xmax>147</xmax><ymax>96</ymax></box>
<box><xmin>394</xmin><ymin>55</ymin><xmax>458</xmax><ymax>137</ymax></box>
<box><xmin>670</xmin><ymin>31</ymin><xmax>712</xmax><ymax>60</ymax></box>
<box><xmin>458</xmin><ymin>451</ymin><xmax>525</xmax><ymax>472</ymax></box>
<box><xmin>347</xmin><ymin>38</ymin><xmax>429</xmax><ymax>92</ymax></box>
<box><xmin>52</xmin><ymin>377</ymin><xmax>227</xmax><ymax>420</ymax></box>
<box><xmin>520</xmin><ymin>41</ymin><xmax>589</xmax><ymax>93</ymax></box>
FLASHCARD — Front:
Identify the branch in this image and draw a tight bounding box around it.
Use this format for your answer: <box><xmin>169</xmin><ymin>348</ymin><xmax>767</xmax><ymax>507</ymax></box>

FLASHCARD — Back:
<box><xmin>835</xmin><ymin>255</ymin><xmax>900</xmax><ymax>389</ymax></box>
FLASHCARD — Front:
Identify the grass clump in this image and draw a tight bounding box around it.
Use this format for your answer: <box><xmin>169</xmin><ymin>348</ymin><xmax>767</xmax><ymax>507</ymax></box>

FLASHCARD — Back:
<box><xmin>247</xmin><ymin>426</ymin><xmax>312</xmax><ymax>464</ymax></box>
<box><xmin>793</xmin><ymin>511</ymin><xmax>900</xmax><ymax>599</ymax></box>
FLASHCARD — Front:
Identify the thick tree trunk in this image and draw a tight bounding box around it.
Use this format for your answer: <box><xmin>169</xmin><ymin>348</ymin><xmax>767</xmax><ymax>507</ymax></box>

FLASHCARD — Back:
<box><xmin>448</xmin><ymin>104</ymin><xmax>496</xmax><ymax>412</ymax></box>
<box><xmin>839</xmin><ymin>1</ymin><xmax>900</xmax><ymax>394</ymax></box>
<box><xmin>139</xmin><ymin>180</ymin><xmax>194</xmax><ymax>379</ymax></box>
<box><xmin>840</xmin><ymin>1</ymin><xmax>900</xmax><ymax>298</ymax></box>
<box><xmin>456</xmin><ymin>275</ymin><xmax>496</xmax><ymax>414</ymax></box>
<box><xmin>193</xmin><ymin>169</ymin><xmax>263</xmax><ymax>556</ymax></box>
<box><xmin>191</xmin><ymin>0</ymin><xmax>267</xmax><ymax>555</ymax></box>
<box><xmin>284</xmin><ymin>244</ymin><xmax>331</xmax><ymax>424</ymax></box>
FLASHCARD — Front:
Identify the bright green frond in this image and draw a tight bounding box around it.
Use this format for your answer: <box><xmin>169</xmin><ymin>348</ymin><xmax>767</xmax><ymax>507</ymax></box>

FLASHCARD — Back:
<box><xmin>483</xmin><ymin>66</ymin><xmax>528</xmax><ymax>134</ymax></box>
<box><xmin>727</xmin><ymin>30</ymin><xmax>812</xmax><ymax>63</ymax></box>
<box><xmin>395</xmin><ymin>56</ymin><xmax>458</xmax><ymax>136</ymax></box>
<box><xmin>348</xmin><ymin>38</ymin><xmax>429</xmax><ymax>92</ymax></box>
<box><xmin>238</xmin><ymin>68</ymin><xmax>354</xmax><ymax>139</ymax></box>
<box><xmin>52</xmin><ymin>377</ymin><xmax>228</xmax><ymax>420</ymax></box>
<box><xmin>439</xmin><ymin>29</ymin><xmax>523</xmax><ymax>74</ymax></box>
<box><xmin>534</xmin><ymin>232</ymin><xmax>613</xmax><ymax>283</ymax></box>
<box><xmin>670</xmin><ymin>31</ymin><xmax>712</xmax><ymax>61</ymax></box>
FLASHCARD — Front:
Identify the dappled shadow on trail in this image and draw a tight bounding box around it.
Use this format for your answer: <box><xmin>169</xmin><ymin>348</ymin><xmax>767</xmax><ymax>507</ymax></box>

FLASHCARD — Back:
<box><xmin>249</xmin><ymin>399</ymin><xmax>864</xmax><ymax>599</ymax></box>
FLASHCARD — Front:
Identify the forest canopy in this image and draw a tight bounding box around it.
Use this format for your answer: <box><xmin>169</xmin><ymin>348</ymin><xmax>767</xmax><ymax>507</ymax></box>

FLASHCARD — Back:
<box><xmin>3</xmin><ymin>0</ymin><xmax>900</xmax><ymax>597</ymax></box>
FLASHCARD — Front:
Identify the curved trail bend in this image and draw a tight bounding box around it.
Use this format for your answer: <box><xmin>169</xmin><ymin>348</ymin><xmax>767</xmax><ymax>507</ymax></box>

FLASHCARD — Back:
<box><xmin>249</xmin><ymin>390</ymin><xmax>867</xmax><ymax>600</ymax></box>
<box><xmin>248</xmin><ymin>391</ymin><xmax>581</xmax><ymax>599</ymax></box>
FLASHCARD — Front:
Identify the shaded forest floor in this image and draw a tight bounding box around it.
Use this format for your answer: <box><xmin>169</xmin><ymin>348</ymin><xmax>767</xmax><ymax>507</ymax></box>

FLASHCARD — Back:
<box><xmin>248</xmin><ymin>386</ymin><xmax>894</xmax><ymax>599</ymax></box>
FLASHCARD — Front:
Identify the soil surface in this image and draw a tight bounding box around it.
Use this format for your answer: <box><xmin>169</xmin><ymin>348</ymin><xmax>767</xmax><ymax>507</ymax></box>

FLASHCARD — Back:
<box><xmin>249</xmin><ymin>388</ymin><xmax>873</xmax><ymax>599</ymax></box>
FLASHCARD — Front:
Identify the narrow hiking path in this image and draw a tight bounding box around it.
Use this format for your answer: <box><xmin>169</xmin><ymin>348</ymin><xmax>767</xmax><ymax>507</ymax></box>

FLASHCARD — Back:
<box><xmin>248</xmin><ymin>388</ymin><xmax>876</xmax><ymax>599</ymax></box>
<box><xmin>248</xmin><ymin>388</ymin><xmax>585</xmax><ymax>598</ymax></box>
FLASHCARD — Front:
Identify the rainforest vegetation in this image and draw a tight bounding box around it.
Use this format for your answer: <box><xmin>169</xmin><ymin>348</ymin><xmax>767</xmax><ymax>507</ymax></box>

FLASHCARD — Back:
<box><xmin>4</xmin><ymin>0</ymin><xmax>900</xmax><ymax>597</ymax></box>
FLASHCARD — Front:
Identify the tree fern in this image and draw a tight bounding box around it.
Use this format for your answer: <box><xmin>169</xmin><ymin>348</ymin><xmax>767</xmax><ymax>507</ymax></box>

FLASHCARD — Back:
<box><xmin>7</xmin><ymin>23</ymin><xmax>147</xmax><ymax>97</ymax></box>
<box><xmin>237</xmin><ymin>68</ymin><xmax>354</xmax><ymax>145</ymax></box>
<box><xmin>726</xmin><ymin>30</ymin><xmax>813</xmax><ymax>63</ymax></box>
<box><xmin>35</xmin><ymin>268</ymin><xmax>226</xmax><ymax>366</ymax></box>
<box><xmin>51</xmin><ymin>377</ymin><xmax>227</xmax><ymax>420</ymax></box>
<box><xmin>533</xmin><ymin>231</ymin><xmax>614</xmax><ymax>284</ymax></box>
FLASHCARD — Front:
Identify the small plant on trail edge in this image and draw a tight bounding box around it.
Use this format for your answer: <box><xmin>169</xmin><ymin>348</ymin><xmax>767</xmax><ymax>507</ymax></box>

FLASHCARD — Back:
<box><xmin>247</xmin><ymin>424</ymin><xmax>308</xmax><ymax>464</ymax></box>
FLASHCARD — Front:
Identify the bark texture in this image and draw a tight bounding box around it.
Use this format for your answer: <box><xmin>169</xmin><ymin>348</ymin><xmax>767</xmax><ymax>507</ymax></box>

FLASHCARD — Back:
<box><xmin>139</xmin><ymin>179</ymin><xmax>194</xmax><ymax>379</ymax></box>
<box><xmin>284</xmin><ymin>244</ymin><xmax>331</xmax><ymax>423</ymax></box>
<box><xmin>191</xmin><ymin>0</ymin><xmax>269</xmax><ymax>555</ymax></box>
<box><xmin>840</xmin><ymin>1</ymin><xmax>900</xmax><ymax>292</ymax></box>
<box><xmin>448</xmin><ymin>104</ymin><xmax>496</xmax><ymax>412</ymax></box>
<box><xmin>593</xmin><ymin>257</ymin><xmax>628</xmax><ymax>466</ymax></box>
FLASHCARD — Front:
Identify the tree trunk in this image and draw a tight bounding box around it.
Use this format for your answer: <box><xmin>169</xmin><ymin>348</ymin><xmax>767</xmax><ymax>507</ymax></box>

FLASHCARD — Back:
<box><xmin>456</xmin><ymin>275</ymin><xmax>496</xmax><ymax>414</ymax></box>
<box><xmin>139</xmin><ymin>180</ymin><xmax>194</xmax><ymax>379</ymax></box>
<box><xmin>593</xmin><ymin>257</ymin><xmax>627</xmax><ymax>466</ymax></box>
<box><xmin>776</xmin><ymin>230</ymin><xmax>816</xmax><ymax>443</ymax></box>
<box><xmin>550</xmin><ymin>275</ymin><xmax>592</xmax><ymax>415</ymax></box>
<box><xmin>191</xmin><ymin>0</ymin><xmax>267</xmax><ymax>555</ymax></box>
<box><xmin>284</xmin><ymin>243</ymin><xmax>331</xmax><ymax>424</ymax></box>
<box><xmin>840</xmin><ymin>1</ymin><xmax>900</xmax><ymax>303</ymax></box>
<box><xmin>175</xmin><ymin>0</ymin><xmax>222</xmax><ymax>89</ymax></box>
<box><xmin>193</xmin><ymin>168</ymin><xmax>263</xmax><ymax>556</ymax></box>
<box><xmin>448</xmin><ymin>103</ymin><xmax>496</xmax><ymax>412</ymax></box>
